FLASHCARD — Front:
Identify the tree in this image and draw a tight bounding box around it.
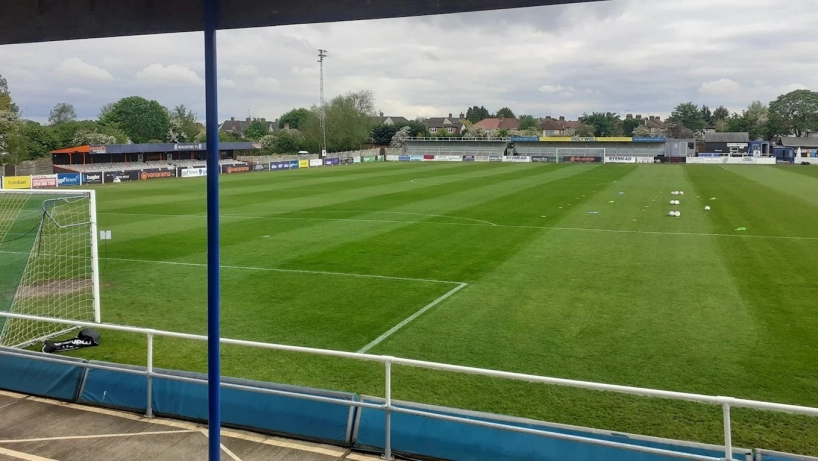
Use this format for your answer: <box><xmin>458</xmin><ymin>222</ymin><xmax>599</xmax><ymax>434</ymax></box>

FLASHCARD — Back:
<box><xmin>301</xmin><ymin>90</ymin><xmax>377</xmax><ymax>153</ymax></box>
<box><xmin>196</xmin><ymin>130</ymin><xmax>242</xmax><ymax>143</ymax></box>
<box><xmin>579</xmin><ymin>112</ymin><xmax>622</xmax><ymax>137</ymax></box>
<box><xmin>243</xmin><ymin>119</ymin><xmax>271</xmax><ymax>140</ymax></box>
<box><xmin>0</xmin><ymin>73</ymin><xmax>19</xmax><ymax>114</ymax></box>
<box><xmin>371</xmin><ymin>123</ymin><xmax>401</xmax><ymax>145</ymax></box>
<box><xmin>496</xmin><ymin>128</ymin><xmax>509</xmax><ymax>138</ymax></box>
<box><xmin>623</xmin><ymin>117</ymin><xmax>642</xmax><ymax>136</ymax></box>
<box><xmin>72</xmin><ymin>129</ymin><xmax>117</xmax><ymax>146</ymax></box>
<box><xmin>713</xmin><ymin>106</ymin><xmax>730</xmax><ymax>122</ymax></box>
<box><xmin>98</xmin><ymin>103</ymin><xmax>114</xmax><ymax>120</ymax></box>
<box><xmin>465</xmin><ymin>106</ymin><xmax>491</xmax><ymax>124</ymax></box>
<box><xmin>714</xmin><ymin>120</ymin><xmax>729</xmax><ymax>132</ymax></box>
<box><xmin>726</xmin><ymin>101</ymin><xmax>771</xmax><ymax>140</ymax></box>
<box><xmin>167</xmin><ymin>105</ymin><xmax>199</xmax><ymax>143</ymax></box>
<box><xmin>664</xmin><ymin>121</ymin><xmax>694</xmax><ymax>139</ymax></box>
<box><xmin>519</xmin><ymin>115</ymin><xmax>539</xmax><ymax>131</ymax></box>
<box><xmin>390</xmin><ymin>126</ymin><xmax>411</xmax><ymax>151</ymax></box>
<box><xmin>768</xmin><ymin>89</ymin><xmax>818</xmax><ymax>137</ymax></box>
<box><xmin>100</xmin><ymin>96</ymin><xmax>171</xmax><ymax>143</ymax></box>
<box><xmin>406</xmin><ymin>120</ymin><xmax>429</xmax><ymax>137</ymax></box>
<box><xmin>50</xmin><ymin>120</ymin><xmax>129</xmax><ymax>148</ymax></box>
<box><xmin>496</xmin><ymin>107</ymin><xmax>515</xmax><ymax>119</ymax></box>
<box><xmin>669</xmin><ymin>102</ymin><xmax>705</xmax><ymax>132</ymax></box>
<box><xmin>0</xmin><ymin>110</ymin><xmax>25</xmax><ymax>164</ymax></box>
<box><xmin>700</xmin><ymin>105</ymin><xmax>713</xmax><ymax>126</ymax></box>
<box><xmin>574</xmin><ymin>124</ymin><xmax>596</xmax><ymax>137</ymax></box>
<box><xmin>463</xmin><ymin>126</ymin><xmax>487</xmax><ymax>138</ymax></box>
<box><xmin>48</xmin><ymin>103</ymin><xmax>77</xmax><ymax>125</ymax></box>
<box><xmin>278</xmin><ymin>108</ymin><xmax>310</xmax><ymax>130</ymax></box>
<box><xmin>21</xmin><ymin>121</ymin><xmax>58</xmax><ymax>158</ymax></box>
<box><xmin>632</xmin><ymin>125</ymin><xmax>653</xmax><ymax>138</ymax></box>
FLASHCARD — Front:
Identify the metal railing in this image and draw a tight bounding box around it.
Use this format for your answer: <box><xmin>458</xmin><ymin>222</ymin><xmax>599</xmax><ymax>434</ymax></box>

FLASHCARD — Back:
<box><xmin>1</xmin><ymin>311</ymin><xmax>817</xmax><ymax>461</ymax></box>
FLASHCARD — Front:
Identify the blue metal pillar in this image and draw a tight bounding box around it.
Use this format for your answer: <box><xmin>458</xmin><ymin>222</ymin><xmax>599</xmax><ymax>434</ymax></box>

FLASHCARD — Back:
<box><xmin>203</xmin><ymin>0</ymin><xmax>221</xmax><ymax>459</ymax></box>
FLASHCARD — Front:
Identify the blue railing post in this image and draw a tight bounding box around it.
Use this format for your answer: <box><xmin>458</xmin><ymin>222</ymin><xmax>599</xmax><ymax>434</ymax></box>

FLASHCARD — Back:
<box><xmin>203</xmin><ymin>0</ymin><xmax>221</xmax><ymax>459</ymax></box>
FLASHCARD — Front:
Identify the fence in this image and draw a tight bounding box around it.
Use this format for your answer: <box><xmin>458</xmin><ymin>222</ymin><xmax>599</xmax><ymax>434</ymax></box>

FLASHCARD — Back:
<box><xmin>0</xmin><ymin>311</ymin><xmax>816</xmax><ymax>460</ymax></box>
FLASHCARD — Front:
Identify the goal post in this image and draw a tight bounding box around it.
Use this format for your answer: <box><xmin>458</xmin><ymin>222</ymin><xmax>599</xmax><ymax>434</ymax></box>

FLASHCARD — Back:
<box><xmin>556</xmin><ymin>147</ymin><xmax>606</xmax><ymax>163</ymax></box>
<box><xmin>0</xmin><ymin>189</ymin><xmax>100</xmax><ymax>348</ymax></box>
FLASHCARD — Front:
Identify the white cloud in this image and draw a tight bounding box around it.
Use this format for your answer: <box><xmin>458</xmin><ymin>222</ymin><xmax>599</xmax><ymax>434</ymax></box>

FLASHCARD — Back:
<box><xmin>135</xmin><ymin>63</ymin><xmax>204</xmax><ymax>86</ymax></box>
<box><xmin>66</xmin><ymin>87</ymin><xmax>92</xmax><ymax>95</ymax></box>
<box><xmin>233</xmin><ymin>64</ymin><xmax>259</xmax><ymax>78</ymax></box>
<box><xmin>56</xmin><ymin>58</ymin><xmax>114</xmax><ymax>82</ymax></box>
<box><xmin>2</xmin><ymin>0</ymin><xmax>817</xmax><ymax>122</ymax></box>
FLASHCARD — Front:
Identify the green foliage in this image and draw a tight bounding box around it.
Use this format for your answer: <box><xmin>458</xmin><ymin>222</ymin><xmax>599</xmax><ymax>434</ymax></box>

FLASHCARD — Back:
<box><xmin>278</xmin><ymin>108</ymin><xmax>310</xmax><ymax>130</ymax></box>
<box><xmin>631</xmin><ymin>125</ymin><xmax>653</xmax><ymax>137</ymax></box>
<box><xmin>48</xmin><ymin>103</ymin><xmax>77</xmax><ymax>125</ymax></box>
<box><xmin>579</xmin><ymin>112</ymin><xmax>623</xmax><ymax>137</ymax></box>
<box><xmin>406</xmin><ymin>120</ymin><xmax>429</xmax><ymax>137</ymax></box>
<box><xmin>496</xmin><ymin>128</ymin><xmax>509</xmax><ymax>138</ymax></box>
<box><xmin>0</xmin><ymin>74</ymin><xmax>18</xmax><ymax>114</ymax></box>
<box><xmin>465</xmin><ymin>106</ymin><xmax>491</xmax><ymax>124</ymax></box>
<box><xmin>50</xmin><ymin>120</ymin><xmax>128</xmax><ymax>148</ymax></box>
<box><xmin>496</xmin><ymin>107</ymin><xmax>515</xmax><ymax>119</ymax></box>
<box><xmin>371</xmin><ymin>123</ymin><xmax>402</xmax><ymax>145</ymax></box>
<box><xmin>768</xmin><ymin>89</ymin><xmax>818</xmax><ymax>137</ymax></box>
<box><xmin>20</xmin><ymin>121</ymin><xmax>58</xmax><ymax>158</ymax></box>
<box><xmin>727</xmin><ymin>101</ymin><xmax>770</xmax><ymax>140</ymax></box>
<box><xmin>518</xmin><ymin>115</ymin><xmax>539</xmax><ymax>131</ymax></box>
<box><xmin>100</xmin><ymin>96</ymin><xmax>171</xmax><ymax>143</ymax></box>
<box><xmin>243</xmin><ymin>119</ymin><xmax>271</xmax><ymax>141</ymax></box>
<box><xmin>168</xmin><ymin>105</ymin><xmax>200</xmax><ymax>142</ymax></box>
<box><xmin>669</xmin><ymin>102</ymin><xmax>706</xmax><ymax>132</ymax></box>
<box><xmin>301</xmin><ymin>90</ymin><xmax>377</xmax><ymax>153</ymax></box>
<box><xmin>574</xmin><ymin>124</ymin><xmax>596</xmax><ymax>137</ymax></box>
<box><xmin>713</xmin><ymin>106</ymin><xmax>730</xmax><ymax>122</ymax></box>
<box><xmin>699</xmin><ymin>105</ymin><xmax>713</xmax><ymax>126</ymax></box>
<box><xmin>265</xmin><ymin>130</ymin><xmax>305</xmax><ymax>154</ymax></box>
<box><xmin>622</xmin><ymin>117</ymin><xmax>642</xmax><ymax>136</ymax></box>
<box><xmin>196</xmin><ymin>130</ymin><xmax>243</xmax><ymax>143</ymax></box>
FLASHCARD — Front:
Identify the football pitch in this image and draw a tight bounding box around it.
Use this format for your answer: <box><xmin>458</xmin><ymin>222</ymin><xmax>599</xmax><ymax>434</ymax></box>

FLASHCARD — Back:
<box><xmin>78</xmin><ymin>162</ymin><xmax>818</xmax><ymax>454</ymax></box>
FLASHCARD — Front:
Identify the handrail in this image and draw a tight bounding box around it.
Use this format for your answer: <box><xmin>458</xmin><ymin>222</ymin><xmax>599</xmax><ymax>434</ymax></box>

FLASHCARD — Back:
<box><xmin>1</xmin><ymin>311</ymin><xmax>816</xmax><ymax>461</ymax></box>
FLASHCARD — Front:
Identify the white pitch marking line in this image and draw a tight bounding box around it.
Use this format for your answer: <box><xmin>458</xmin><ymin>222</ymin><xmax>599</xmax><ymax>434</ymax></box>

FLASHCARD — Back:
<box><xmin>0</xmin><ymin>447</ymin><xmax>56</xmax><ymax>461</ymax></box>
<box><xmin>199</xmin><ymin>429</ymin><xmax>242</xmax><ymax>461</ymax></box>
<box><xmin>104</xmin><ymin>257</ymin><xmax>464</xmax><ymax>285</ymax></box>
<box><xmin>357</xmin><ymin>282</ymin><xmax>468</xmax><ymax>354</ymax></box>
<box><xmin>0</xmin><ymin>430</ymin><xmax>197</xmax><ymax>444</ymax></box>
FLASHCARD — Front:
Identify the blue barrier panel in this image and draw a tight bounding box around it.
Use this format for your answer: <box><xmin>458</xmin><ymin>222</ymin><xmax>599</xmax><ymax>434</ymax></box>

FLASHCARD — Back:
<box><xmin>757</xmin><ymin>450</ymin><xmax>818</xmax><ymax>461</ymax></box>
<box><xmin>79</xmin><ymin>362</ymin><xmax>148</xmax><ymax>412</ymax></box>
<box><xmin>80</xmin><ymin>362</ymin><xmax>356</xmax><ymax>445</ymax></box>
<box><xmin>0</xmin><ymin>347</ymin><xmax>86</xmax><ymax>401</ymax></box>
<box><xmin>398</xmin><ymin>156</ymin><xmax>410</xmax><ymax>162</ymax></box>
<box><xmin>57</xmin><ymin>173</ymin><xmax>81</xmax><ymax>187</ymax></box>
<box><xmin>354</xmin><ymin>397</ymin><xmax>747</xmax><ymax>461</ymax></box>
<box><xmin>289</xmin><ymin>159</ymin><xmax>299</xmax><ymax>169</ymax></box>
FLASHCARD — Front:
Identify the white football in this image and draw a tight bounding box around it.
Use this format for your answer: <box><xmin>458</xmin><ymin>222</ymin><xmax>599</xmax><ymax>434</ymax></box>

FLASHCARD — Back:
<box><xmin>675</xmin><ymin>211</ymin><xmax>681</xmax><ymax>217</ymax></box>
<box><xmin>679</xmin><ymin>191</ymin><xmax>684</xmax><ymax>195</ymax></box>
<box><xmin>669</xmin><ymin>211</ymin><xmax>675</xmax><ymax>217</ymax></box>
<box><xmin>705</xmin><ymin>206</ymin><xmax>711</xmax><ymax>211</ymax></box>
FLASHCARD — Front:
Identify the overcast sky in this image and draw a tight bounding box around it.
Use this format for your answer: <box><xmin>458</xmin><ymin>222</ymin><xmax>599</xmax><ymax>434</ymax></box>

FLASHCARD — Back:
<box><xmin>1</xmin><ymin>0</ymin><xmax>816</xmax><ymax>124</ymax></box>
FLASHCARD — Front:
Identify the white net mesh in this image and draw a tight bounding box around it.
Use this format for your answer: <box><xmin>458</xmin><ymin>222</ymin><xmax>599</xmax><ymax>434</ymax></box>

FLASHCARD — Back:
<box><xmin>0</xmin><ymin>190</ymin><xmax>97</xmax><ymax>348</ymax></box>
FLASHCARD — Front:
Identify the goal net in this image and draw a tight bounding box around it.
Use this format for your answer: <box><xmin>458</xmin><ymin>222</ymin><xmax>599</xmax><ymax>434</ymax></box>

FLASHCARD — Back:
<box><xmin>0</xmin><ymin>190</ymin><xmax>100</xmax><ymax>348</ymax></box>
<box><xmin>556</xmin><ymin>148</ymin><xmax>606</xmax><ymax>163</ymax></box>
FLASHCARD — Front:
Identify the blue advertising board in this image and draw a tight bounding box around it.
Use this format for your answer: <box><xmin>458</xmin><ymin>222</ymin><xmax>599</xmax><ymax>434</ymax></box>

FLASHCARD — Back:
<box><xmin>410</xmin><ymin>155</ymin><xmax>423</xmax><ymax>162</ymax></box>
<box><xmin>289</xmin><ymin>159</ymin><xmax>299</xmax><ymax>169</ymax></box>
<box><xmin>511</xmin><ymin>136</ymin><xmax>539</xmax><ymax>142</ymax></box>
<box><xmin>57</xmin><ymin>173</ymin><xmax>81</xmax><ymax>187</ymax></box>
<box><xmin>324</xmin><ymin>158</ymin><xmax>340</xmax><ymax>166</ymax></box>
<box><xmin>632</xmin><ymin>137</ymin><xmax>666</xmax><ymax>143</ymax></box>
<box><xmin>398</xmin><ymin>156</ymin><xmax>410</xmax><ymax>162</ymax></box>
<box><xmin>462</xmin><ymin>155</ymin><xmax>475</xmax><ymax>162</ymax></box>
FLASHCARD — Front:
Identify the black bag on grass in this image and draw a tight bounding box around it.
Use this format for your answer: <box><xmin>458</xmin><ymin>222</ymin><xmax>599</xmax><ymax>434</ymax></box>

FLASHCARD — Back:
<box><xmin>42</xmin><ymin>328</ymin><xmax>101</xmax><ymax>354</ymax></box>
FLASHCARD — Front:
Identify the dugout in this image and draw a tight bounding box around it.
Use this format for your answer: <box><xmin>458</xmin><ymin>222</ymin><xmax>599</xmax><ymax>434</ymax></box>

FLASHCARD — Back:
<box><xmin>50</xmin><ymin>142</ymin><xmax>262</xmax><ymax>170</ymax></box>
<box><xmin>511</xmin><ymin>136</ymin><xmax>668</xmax><ymax>162</ymax></box>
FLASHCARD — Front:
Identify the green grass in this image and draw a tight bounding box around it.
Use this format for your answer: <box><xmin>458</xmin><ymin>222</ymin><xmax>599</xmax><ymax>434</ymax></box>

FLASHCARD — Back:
<box><xmin>57</xmin><ymin>162</ymin><xmax>818</xmax><ymax>454</ymax></box>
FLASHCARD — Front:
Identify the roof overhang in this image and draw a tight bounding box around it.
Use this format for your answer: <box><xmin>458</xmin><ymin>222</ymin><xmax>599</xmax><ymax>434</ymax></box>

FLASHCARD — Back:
<box><xmin>0</xmin><ymin>0</ymin><xmax>606</xmax><ymax>45</ymax></box>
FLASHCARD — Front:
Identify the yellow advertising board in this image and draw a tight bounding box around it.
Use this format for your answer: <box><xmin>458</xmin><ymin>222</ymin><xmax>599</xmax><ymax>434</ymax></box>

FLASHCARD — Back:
<box><xmin>539</xmin><ymin>136</ymin><xmax>633</xmax><ymax>142</ymax></box>
<box><xmin>3</xmin><ymin>176</ymin><xmax>32</xmax><ymax>189</ymax></box>
<box><xmin>298</xmin><ymin>160</ymin><xmax>310</xmax><ymax>169</ymax></box>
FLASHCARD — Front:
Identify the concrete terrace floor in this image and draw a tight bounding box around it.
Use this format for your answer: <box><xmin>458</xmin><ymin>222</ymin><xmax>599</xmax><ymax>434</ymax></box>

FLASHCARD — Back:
<box><xmin>0</xmin><ymin>391</ymin><xmax>381</xmax><ymax>461</ymax></box>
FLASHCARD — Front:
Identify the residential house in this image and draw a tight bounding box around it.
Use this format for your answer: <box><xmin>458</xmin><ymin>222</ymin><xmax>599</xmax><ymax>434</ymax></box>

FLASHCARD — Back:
<box><xmin>375</xmin><ymin>112</ymin><xmax>410</xmax><ymax>126</ymax></box>
<box><xmin>473</xmin><ymin>117</ymin><xmax>520</xmax><ymax>136</ymax></box>
<box><xmin>219</xmin><ymin>117</ymin><xmax>278</xmax><ymax>137</ymax></box>
<box><xmin>539</xmin><ymin>116</ymin><xmax>580</xmax><ymax>137</ymax></box>
<box><xmin>424</xmin><ymin>113</ymin><xmax>466</xmax><ymax>135</ymax></box>
<box><xmin>625</xmin><ymin>114</ymin><xmax>667</xmax><ymax>136</ymax></box>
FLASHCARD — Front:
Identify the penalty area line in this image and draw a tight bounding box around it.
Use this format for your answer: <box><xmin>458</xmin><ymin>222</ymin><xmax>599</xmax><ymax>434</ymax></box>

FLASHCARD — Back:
<box><xmin>104</xmin><ymin>257</ymin><xmax>464</xmax><ymax>285</ymax></box>
<box><xmin>357</xmin><ymin>282</ymin><xmax>467</xmax><ymax>354</ymax></box>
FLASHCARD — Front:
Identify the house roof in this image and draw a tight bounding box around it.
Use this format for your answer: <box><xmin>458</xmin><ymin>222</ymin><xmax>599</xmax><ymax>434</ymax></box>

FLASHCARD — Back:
<box><xmin>219</xmin><ymin>118</ymin><xmax>276</xmax><ymax>133</ymax></box>
<box><xmin>540</xmin><ymin>119</ymin><xmax>565</xmax><ymax>131</ymax></box>
<box><xmin>376</xmin><ymin>116</ymin><xmax>410</xmax><ymax>125</ymax></box>
<box><xmin>425</xmin><ymin>117</ymin><xmax>462</xmax><ymax>128</ymax></box>
<box><xmin>474</xmin><ymin>118</ymin><xmax>520</xmax><ymax>130</ymax></box>
<box><xmin>644</xmin><ymin>118</ymin><xmax>666</xmax><ymax>129</ymax></box>
<box><xmin>705</xmin><ymin>132</ymin><xmax>750</xmax><ymax>143</ymax></box>
<box><xmin>780</xmin><ymin>137</ymin><xmax>818</xmax><ymax>148</ymax></box>
<box><xmin>0</xmin><ymin>0</ymin><xmax>603</xmax><ymax>46</ymax></box>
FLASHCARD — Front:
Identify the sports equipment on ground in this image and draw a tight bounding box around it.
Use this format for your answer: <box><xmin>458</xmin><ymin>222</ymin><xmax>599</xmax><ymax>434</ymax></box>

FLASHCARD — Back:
<box><xmin>705</xmin><ymin>206</ymin><xmax>711</xmax><ymax>211</ymax></box>
<box><xmin>0</xmin><ymin>190</ymin><xmax>100</xmax><ymax>348</ymax></box>
<box><xmin>675</xmin><ymin>211</ymin><xmax>681</xmax><ymax>217</ymax></box>
<box><xmin>42</xmin><ymin>328</ymin><xmax>101</xmax><ymax>353</ymax></box>
<box><xmin>668</xmin><ymin>211</ymin><xmax>675</xmax><ymax>217</ymax></box>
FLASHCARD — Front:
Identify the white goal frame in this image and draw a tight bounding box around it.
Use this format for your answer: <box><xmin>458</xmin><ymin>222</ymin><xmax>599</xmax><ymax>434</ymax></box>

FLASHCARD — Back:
<box><xmin>556</xmin><ymin>147</ymin><xmax>606</xmax><ymax>163</ymax></box>
<box><xmin>0</xmin><ymin>189</ymin><xmax>100</xmax><ymax>347</ymax></box>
